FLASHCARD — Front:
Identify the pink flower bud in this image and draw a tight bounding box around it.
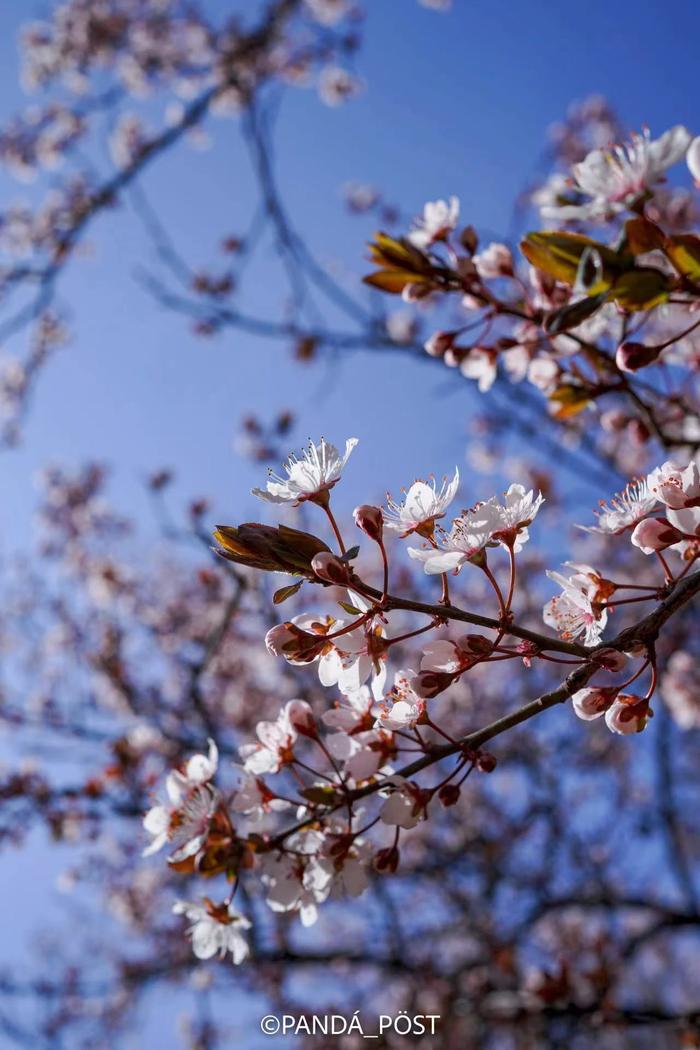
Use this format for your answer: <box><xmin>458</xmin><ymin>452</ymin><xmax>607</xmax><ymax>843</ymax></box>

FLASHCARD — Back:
<box><xmin>615</xmin><ymin>341</ymin><xmax>661</xmax><ymax>373</ymax></box>
<box><xmin>571</xmin><ymin>686</ymin><xmax>618</xmax><ymax>721</ymax></box>
<box><xmin>424</xmin><ymin>330</ymin><xmax>457</xmax><ymax>357</ymax></box>
<box><xmin>458</xmin><ymin>633</ymin><xmax>493</xmax><ymax>656</ymax></box>
<box><xmin>631</xmin><ymin>517</ymin><xmax>683</xmax><ymax>554</ymax></box>
<box><xmin>410</xmin><ymin>670</ymin><xmax>453</xmax><ymax>699</ymax></box>
<box><xmin>286</xmin><ymin>699</ymin><xmax>317</xmax><ymax>737</ymax></box>
<box><xmin>592</xmin><ymin>648</ymin><xmax>627</xmax><ymax>672</ymax></box>
<box><xmin>516</xmin><ymin>640</ymin><xmax>541</xmax><ymax>667</ymax></box>
<box><xmin>353</xmin><ymin>504</ymin><xmax>384</xmax><ymax>541</ymax></box>
<box><xmin>311</xmin><ymin>551</ymin><xmax>350</xmax><ymax>585</ymax></box>
<box><xmin>605</xmin><ymin>695</ymin><xmax>651</xmax><ymax>735</ymax></box>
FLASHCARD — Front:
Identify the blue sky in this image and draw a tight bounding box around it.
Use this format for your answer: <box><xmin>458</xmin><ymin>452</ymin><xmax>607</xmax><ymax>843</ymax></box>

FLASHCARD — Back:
<box><xmin>0</xmin><ymin>0</ymin><xmax>699</xmax><ymax>1041</ymax></box>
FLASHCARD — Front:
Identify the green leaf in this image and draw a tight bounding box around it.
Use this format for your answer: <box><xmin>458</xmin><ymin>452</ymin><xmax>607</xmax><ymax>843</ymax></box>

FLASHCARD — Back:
<box><xmin>273</xmin><ymin>581</ymin><xmax>303</xmax><ymax>605</ymax></box>
<box><xmin>520</xmin><ymin>231</ymin><xmax>620</xmax><ymax>288</ymax></box>
<box><xmin>338</xmin><ymin>601</ymin><xmax>362</xmax><ymax>615</ymax></box>
<box><xmin>665</xmin><ymin>234</ymin><xmax>700</xmax><ymax>281</ymax></box>
<box><xmin>368</xmin><ymin>232</ymin><xmax>431</xmax><ymax>271</ymax></box>
<box><xmin>548</xmin><ymin>383</ymin><xmax>593</xmax><ymax>419</ymax></box>
<box><xmin>608</xmin><ymin>268</ymin><xmax>670</xmax><ymax>310</ymax></box>
<box><xmin>544</xmin><ymin>293</ymin><xmax>607</xmax><ymax>334</ymax></box>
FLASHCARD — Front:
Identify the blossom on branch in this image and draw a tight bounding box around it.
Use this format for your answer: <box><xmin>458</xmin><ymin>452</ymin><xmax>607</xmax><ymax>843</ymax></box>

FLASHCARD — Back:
<box><xmin>239</xmin><ymin>700</ymin><xmax>315</xmax><ymax>775</ymax></box>
<box><xmin>173</xmin><ymin>900</ymin><xmax>251</xmax><ymax>964</ymax></box>
<box><xmin>375</xmin><ymin>669</ymin><xmax>426</xmax><ymax>730</ymax></box>
<box><xmin>407</xmin><ymin>196</ymin><xmax>459</xmax><ymax>249</ymax></box>
<box><xmin>541</xmin><ymin>125</ymin><xmax>692</xmax><ymax>222</ymax></box>
<box><xmin>543</xmin><ymin>567</ymin><xmax>608</xmax><ymax>646</ymax></box>
<box><xmin>253</xmin><ymin>437</ymin><xmax>358</xmax><ymax>506</ymax></box>
<box><xmin>579</xmin><ymin>478</ymin><xmax>657</xmax><ymax>535</ymax></box>
<box><xmin>384</xmin><ymin>468</ymin><xmax>460</xmax><ymax>538</ymax></box>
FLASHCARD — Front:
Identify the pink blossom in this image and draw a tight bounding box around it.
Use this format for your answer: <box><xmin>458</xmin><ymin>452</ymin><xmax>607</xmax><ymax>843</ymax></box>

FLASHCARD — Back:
<box><xmin>630</xmin><ymin>517</ymin><xmax>684</xmax><ymax>555</ymax></box>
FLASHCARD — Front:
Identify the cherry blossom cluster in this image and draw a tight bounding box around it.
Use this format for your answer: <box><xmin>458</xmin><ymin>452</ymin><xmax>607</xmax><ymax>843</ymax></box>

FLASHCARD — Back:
<box><xmin>4</xmin><ymin>437</ymin><xmax>699</xmax><ymax>1041</ymax></box>
<box><xmin>363</xmin><ymin>123</ymin><xmax>700</xmax><ymax>461</ymax></box>
<box><xmin>144</xmin><ymin>436</ymin><xmax>700</xmax><ymax>965</ymax></box>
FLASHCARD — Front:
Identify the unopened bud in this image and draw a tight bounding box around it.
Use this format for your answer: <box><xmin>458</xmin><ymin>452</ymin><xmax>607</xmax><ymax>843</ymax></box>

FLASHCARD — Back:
<box><xmin>458</xmin><ymin>633</ymin><xmax>493</xmax><ymax>656</ymax></box>
<box><xmin>606</xmin><ymin>694</ymin><xmax>652</xmax><ymax>735</ymax></box>
<box><xmin>424</xmin><ymin>330</ymin><xmax>457</xmax><ymax>357</ymax></box>
<box><xmin>631</xmin><ymin>517</ymin><xmax>683</xmax><ymax>555</ymax></box>
<box><xmin>572</xmin><ymin>686</ymin><xmax>618</xmax><ymax>721</ymax></box>
<box><xmin>476</xmin><ymin>751</ymin><xmax>497</xmax><ymax>773</ymax></box>
<box><xmin>615</xmin><ymin>341</ymin><xmax>661</xmax><ymax>373</ymax></box>
<box><xmin>410</xmin><ymin>670</ymin><xmax>453</xmax><ymax>699</ymax></box>
<box><xmin>311</xmin><ymin>551</ymin><xmax>351</xmax><ymax>585</ymax></box>
<box><xmin>516</xmin><ymin>639</ymin><xmax>540</xmax><ymax>668</ymax></box>
<box><xmin>353</xmin><ymin>504</ymin><xmax>384</xmax><ymax>541</ymax></box>
<box><xmin>287</xmin><ymin>699</ymin><xmax>317</xmax><ymax>736</ymax></box>
<box><xmin>438</xmin><ymin>784</ymin><xmax>461</xmax><ymax>806</ymax></box>
<box><xmin>592</xmin><ymin>648</ymin><xmax>627</xmax><ymax>672</ymax></box>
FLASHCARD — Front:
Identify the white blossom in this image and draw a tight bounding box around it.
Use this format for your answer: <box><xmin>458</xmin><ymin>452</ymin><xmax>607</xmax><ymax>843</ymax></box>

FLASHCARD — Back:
<box><xmin>173</xmin><ymin>900</ymin><xmax>251</xmax><ymax>964</ymax></box>
<box><xmin>473</xmin><ymin>242</ymin><xmax>513</xmax><ymax>279</ymax></box>
<box><xmin>688</xmin><ymin>136</ymin><xmax>700</xmax><ymax>184</ymax></box>
<box><xmin>460</xmin><ymin>348</ymin><xmax>498</xmax><ymax>392</ymax></box>
<box><xmin>487</xmin><ymin>483</ymin><xmax>545</xmax><ymax>551</ymax></box>
<box><xmin>375</xmin><ymin>669</ymin><xmax>425</xmax><ymax>730</ymax></box>
<box><xmin>407</xmin><ymin>502</ymin><xmax>495</xmax><ymax>575</ymax></box>
<box><xmin>318</xmin><ymin>67</ymin><xmax>363</xmax><ymax>107</ymax></box>
<box><xmin>379</xmin><ymin>778</ymin><xmax>425</xmax><ymax>829</ymax></box>
<box><xmin>384</xmin><ymin>468</ymin><xmax>459</xmax><ymax>537</ymax></box>
<box><xmin>542</xmin><ymin>125</ymin><xmax>692</xmax><ymax>222</ymax></box>
<box><xmin>648</xmin><ymin>460</ymin><xmax>700</xmax><ymax>509</ymax></box>
<box><xmin>579</xmin><ymin>478</ymin><xmax>657</xmax><ymax>535</ymax></box>
<box><xmin>231</xmin><ymin>768</ymin><xmax>291</xmax><ymax>821</ymax></box>
<box><xmin>253</xmin><ymin>437</ymin><xmax>357</xmax><ymax>505</ymax></box>
<box><xmin>239</xmin><ymin>700</ymin><xmax>314</xmax><ymax>775</ymax></box>
<box><xmin>142</xmin><ymin>740</ymin><xmax>219</xmax><ymax>857</ymax></box>
<box><xmin>407</xmin><ymin>196</ymin><xmax>459</xmax><ymax>249</ymax></box>
<box><xmin>322</xmin><ymin>685</ymin><xmax>375</xmax><ymax>733</ymax></box>
<box><xmin>543</xmin><ymin>569</ymin><xmax>608</xmax><ymax>647</ymax></box>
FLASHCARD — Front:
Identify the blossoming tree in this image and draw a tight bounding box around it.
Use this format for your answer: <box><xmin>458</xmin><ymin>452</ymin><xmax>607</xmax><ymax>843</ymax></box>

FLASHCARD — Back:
<box><xmin>1</xmin><ymin>1</ymin><xmax>700</xmax><ymax>1048</ymax></box>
